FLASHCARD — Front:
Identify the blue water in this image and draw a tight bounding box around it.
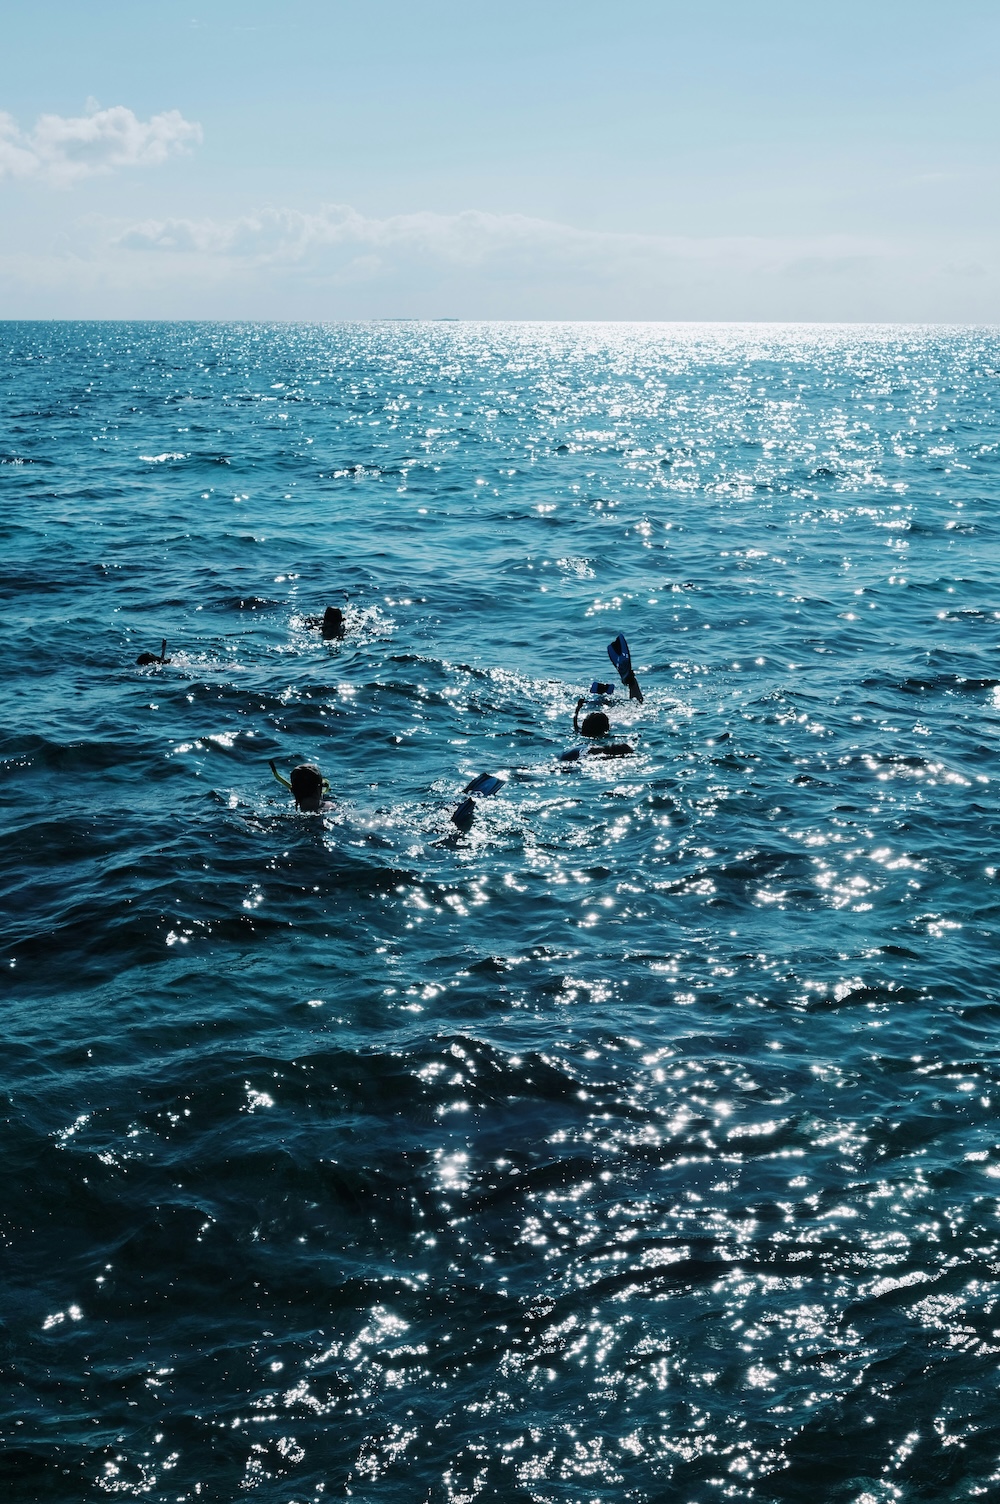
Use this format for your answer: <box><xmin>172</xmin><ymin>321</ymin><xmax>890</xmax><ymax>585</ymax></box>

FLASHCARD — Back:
<box><xmin>3</xmin><ymin>321</ymin><xmax>1000</xmax><ymax>1503</ymax></box>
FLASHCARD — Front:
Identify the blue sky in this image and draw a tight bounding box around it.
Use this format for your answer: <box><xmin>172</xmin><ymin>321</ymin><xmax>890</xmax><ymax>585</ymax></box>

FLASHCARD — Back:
<box><xmin>2</xmin><ymin>0</ymin><xmax>999</xmax><ymax>318</ymax></box>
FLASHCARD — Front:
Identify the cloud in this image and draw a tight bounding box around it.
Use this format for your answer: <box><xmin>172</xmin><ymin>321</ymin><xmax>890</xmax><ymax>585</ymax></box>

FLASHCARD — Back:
<box><xmin>113</xmin><ymin>203</ymin><xmax>911</xmax><ymax>312</ymax></box>
<box><xmin>117</xmin><ymin>204</ymin><xmax>629</xmax><ymax>279</ymax></box>
<box><xmin>116</xmin><ymin>202</ymin><xmax>882</xmax><ymax>279</ymax></box>
<box><xmin>4</xmin><ymin>199</ymin><xmax>998</xmax><ymax>320</ymax></box>
<box><xmin>0</xmin><ymin>104</ymin><xmax>202</xmax><ymax>186</ymax></box>
<box><xmin>116</xmin><ymin>204</ymin><xmax>584</xmax><ymax>261</ymax></box>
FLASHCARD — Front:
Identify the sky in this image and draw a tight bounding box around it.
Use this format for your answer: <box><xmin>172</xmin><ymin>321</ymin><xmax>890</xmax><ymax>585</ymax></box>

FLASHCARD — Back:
<box><xmin>2</xmin><ymin>0</ymin><xmax>999</xmax><ymax>320</ymax></box>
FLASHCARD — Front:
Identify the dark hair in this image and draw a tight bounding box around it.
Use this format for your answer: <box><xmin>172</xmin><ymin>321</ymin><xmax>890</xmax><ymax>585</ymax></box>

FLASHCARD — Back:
<box><xmin>322</xmin><ymin>606</ymin><xmax>345</xmax><ymax>638</ymax></box>
<box><xmin>580</xmin><ymin>711</ymin><xmax>610</xmax><ymax>738</ymax></box>
<box><xmin>290</xmin><ymin>763</ymin><xmax>324</xmax><ymax>808</ymax></box>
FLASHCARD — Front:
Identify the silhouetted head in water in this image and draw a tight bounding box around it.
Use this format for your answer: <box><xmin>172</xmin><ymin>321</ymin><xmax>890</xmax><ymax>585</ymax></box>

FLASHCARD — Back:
<box><xmin>321</xmin><ymin>606</ymin><xmax>345</xmax><ymax>639</ymax></box>
<box><xmin>136</xmin><ymin>638</ymin><xmax>170</xmax><ymax>666</ymax></box>
<box><xmin>573</xmin><ymin>697</ymin><xmax>609</xmax><ymax>739</ymax></box>
<box><xmin>290</xmin><ymin>763</ymin><xmax>325</xmax><ymax>811</ymax></box>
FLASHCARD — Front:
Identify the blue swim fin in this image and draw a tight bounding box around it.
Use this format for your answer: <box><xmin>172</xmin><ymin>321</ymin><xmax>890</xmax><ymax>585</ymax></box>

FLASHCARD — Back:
<box><xmin>608</xmin><ymin>634</ymin><xmax>632</xmax><ymax>682</ymax></box>
<box><xmin>463</xmin><ymin>773</ymin><xmax>505</xmax><ymax>797</ymax></box>
<box><xmin>451</xmin><ymin>797</ymin><xmax>476</xmax><ymax>833</ymax></box>
<box><xmin>608</xmin><ymin>634</ymin><xmax>644</xmax><ymax>702</ymax></box>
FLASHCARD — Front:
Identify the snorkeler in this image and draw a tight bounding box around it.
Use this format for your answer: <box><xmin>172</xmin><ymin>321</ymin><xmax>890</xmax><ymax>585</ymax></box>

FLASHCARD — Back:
<box><xmin>560</xmin><ymin>697</ymin><xmax>634</xmax><ymax>761</ymax></box>
<box><xmin>607</xmin><ymin>633</ymin><xmax>643</xmax><ymax>703</ymax></box>
<box><xmin>574</xmin><ymin>697</ymin><xmax>611</xmax><ymax>739</ymax></box>
<box><xmin>304</xmin><ymin>605</ymin><xmax>346</xmax><ymax>638</ymax></box>
<box><xmin>136</xmin><ymin>638</ymin><xmax>171</xmax><ymax>666</ymax></box>
<box><xmin>269</xmin><ymin>760</ymin><xmax>330</xmax><ymax>812</ymax></box>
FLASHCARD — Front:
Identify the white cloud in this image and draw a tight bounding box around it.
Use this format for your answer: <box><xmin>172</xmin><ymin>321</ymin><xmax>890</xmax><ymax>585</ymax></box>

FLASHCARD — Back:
<box><xmin>0</xmin><ymin>104</ymin><xmax>202</xmax><ymax>187</ymax></box>
<box><xmin>117</xmin><ymin>203</ymin><xmax>624</xmax><ymax>267</ymax></box>
<box><xmin>2</xmin><ymin>199</ymin><xmax>998</xmax><ymax>320</ymax></box>
<box><xmin>115</xmin><ymin>202</ymin><xmax>886</xmax><ymax>279</ymax></box>
<box><xmin>111</xmin><ymin>203</ymin><xmax>916</xmax><ymax>312</ymax></box>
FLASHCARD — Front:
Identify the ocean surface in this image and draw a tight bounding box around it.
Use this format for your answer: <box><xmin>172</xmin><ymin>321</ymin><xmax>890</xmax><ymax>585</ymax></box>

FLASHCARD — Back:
<box><xmin>3</xmin><ymin>320</ymin><xmax>1000</xmax><ymax>1504</ymax></box>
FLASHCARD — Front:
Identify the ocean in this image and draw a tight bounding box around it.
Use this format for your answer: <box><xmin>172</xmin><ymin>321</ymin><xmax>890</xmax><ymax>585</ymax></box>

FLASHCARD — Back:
<box><xmin>3</xmin><ymin>320</ymin><xmax>1000</xmax><ymax>1502</ymax></box>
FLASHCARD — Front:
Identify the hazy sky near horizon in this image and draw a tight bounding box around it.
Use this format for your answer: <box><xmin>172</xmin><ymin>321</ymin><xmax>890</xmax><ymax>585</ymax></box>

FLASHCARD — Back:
<box><xmin>3</xmin><ymin>0</ymin><xmax>999</xmax><ymax>320</ymax></box>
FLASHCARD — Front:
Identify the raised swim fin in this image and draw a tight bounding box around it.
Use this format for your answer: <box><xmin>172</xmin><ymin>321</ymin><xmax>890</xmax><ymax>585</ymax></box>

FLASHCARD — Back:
<box><xmin>463</xmin><ymin>773</ymin><xmax>505</xmax><ymax>797</ymax></box>
<box><xmin>451</xmin><ymin>797</ymin><xmax>476</xmax><ymax>833</ymax></box>
<box><xmin>608</xmin><ymin>635</ymin><xmax>643</xmax><ymax>702</ymax></box>
<box><xmin>607</xmin><ymin>634</ymin><xmax>632</xmax><ymax>682</ymax></box>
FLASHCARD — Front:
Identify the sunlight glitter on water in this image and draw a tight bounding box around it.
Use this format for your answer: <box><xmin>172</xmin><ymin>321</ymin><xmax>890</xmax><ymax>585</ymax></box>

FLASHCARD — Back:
<box><xmin>4</xmin><ymin>321</ymin><xmax>1000</xmax><ymax>1501</ymax></box>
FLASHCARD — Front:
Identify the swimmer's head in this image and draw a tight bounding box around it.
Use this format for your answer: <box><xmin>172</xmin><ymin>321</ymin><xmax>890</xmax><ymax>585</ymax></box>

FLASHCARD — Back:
<box><xmin>136</xmin><ymin>638</ymin><xmax>170</xmax><ymax>666</ymax></box>
<box><xmin>322</xmin><ymin>606</ymin><xmax>345</xmax><ymax>638</ymax></box>
<box><xmin>580</xmin><ymin>710</ymin><xmax>610</xmax><ymax>739</ymax></box>
<box><xmin>290</xmin><ymin>762</ymin><xmax>325</xmax><ymax>811</ymax></box>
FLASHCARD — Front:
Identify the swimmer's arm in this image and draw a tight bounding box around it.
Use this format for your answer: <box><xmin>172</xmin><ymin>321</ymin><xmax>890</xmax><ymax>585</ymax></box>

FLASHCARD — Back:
<box><xmin>269</xmin><ymin>760</ymin><xmax>292</xmax><ymax>791</ymax></box>
<box><xmin>573</xmin><ymin>697</ymin><xmax>584</xmax><ymax>734</ymax></box>
<box><xmin>587</xmin><ymin>742</ymin><xmax>635</xmax><ymax>758</ymax></box>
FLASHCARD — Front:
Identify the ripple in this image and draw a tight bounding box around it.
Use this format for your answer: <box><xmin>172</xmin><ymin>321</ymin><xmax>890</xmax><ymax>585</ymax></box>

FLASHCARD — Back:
<box><xmin>3</xmin><ymin>321</ymin><xmax>1000</xmax><ymax>1500</ymax></box>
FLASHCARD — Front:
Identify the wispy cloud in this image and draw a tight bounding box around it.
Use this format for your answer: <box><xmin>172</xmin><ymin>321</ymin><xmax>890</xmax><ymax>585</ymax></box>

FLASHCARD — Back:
<box><xmin>115</xmin><ymin>202</ymin><xmax>882</xmax><ymax>281</ymax></box>
<box><xmin>117</xmin><ymin>204</ymin><xmax>612</xmax><ymax>262</ymax></box>
<box><xmin>2</xmin><ymin>199</ymin><xmax>996</xmax><ymax>321</ymax></box>
<box><xmin>111</xmin><ymin>203</ymin><xmax>914</xmax><ymax>316</ymax></box>
<box><xmin>0</xmin><ymin>104</ymin><xmax>202</xmax><ymax>187</ymax></box>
